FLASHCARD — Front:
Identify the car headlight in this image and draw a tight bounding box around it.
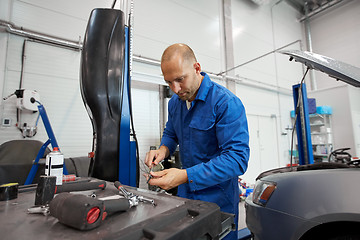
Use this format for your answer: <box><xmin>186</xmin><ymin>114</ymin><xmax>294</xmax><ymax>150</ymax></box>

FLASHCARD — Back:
<box><xmin>252</xmin><ymin>180</ymin><xmax>276</xmax><ymax>206</ymax></box>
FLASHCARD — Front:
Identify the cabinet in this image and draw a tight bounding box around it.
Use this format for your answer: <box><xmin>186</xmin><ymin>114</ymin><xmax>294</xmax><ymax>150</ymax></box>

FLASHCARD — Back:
<box><xmin>310</xmin><ymin>113</ymin><xmax>333</xmax><ymax>162</ymax></box>
<box><xmin>290</xmin><ymin>111</ymin><xmax>333</xmax><ymax>164</ymax></box>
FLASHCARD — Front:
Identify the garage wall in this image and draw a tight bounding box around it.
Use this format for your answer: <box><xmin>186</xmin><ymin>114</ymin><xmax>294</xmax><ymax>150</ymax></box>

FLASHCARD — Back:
<box><xmin>307</xmin><ymin>0</ymin><xmax>360</xmax><ymax>158</ymax></box>
<box><xmin>231</xmin><ymin>0</ymin><xmax>304</xmax><ymax>183</ymax></box>
<box><xmin>0</xmin><ymin>0</ymin><xmax>307</xmax><ymax>185</ymax></box>
<box><xmin>132</xmin><ymin>0</ymin><xmax>222</xmax><ymax>74</ymax></box>
<box><xmin>0</xmin><ymin>38</ymin><xmax>92</xmax><ymax>157</ymax></box>
<box><xmin>309</xmin><ymin>0</ymin><xmax>360</xmax><ymax>90</ymax></box>
<box><xmin>308</xmin><ymin>85</ymin><xmax>360</xmax><ymax>157</ymax></box>
<box><xmin>0</xmin><ymin>0</ymin><xmax>108</xmax><ymax>158</ymax></box>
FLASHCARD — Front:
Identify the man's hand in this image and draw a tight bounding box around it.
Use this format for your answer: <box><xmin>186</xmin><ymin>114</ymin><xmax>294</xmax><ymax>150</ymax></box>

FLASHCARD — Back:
<box><xmin>145</xmin><ymin>145</ymin><xmax>169</xmax><ymax>169</ymax></box>
<box><xmin>148</xmin><ymin>168</ymin><xmax>188</xmax><ymax>190</ymax></box>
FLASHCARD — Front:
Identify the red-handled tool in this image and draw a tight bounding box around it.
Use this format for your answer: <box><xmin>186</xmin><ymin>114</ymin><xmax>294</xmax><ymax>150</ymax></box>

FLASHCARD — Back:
<box><xmin>49</xmin><ymin>192</ymin><xmax>130</xmax><ymax>230</ymax></box>
<box><xmin>54</xmin><ymin>180</ymin><xmax>106</xmax><ymax>194</ymax></box>
<box><xmin>35</xmin><ymin>176</ymin><xmax>106</xmax><ymax>206</ymax></box>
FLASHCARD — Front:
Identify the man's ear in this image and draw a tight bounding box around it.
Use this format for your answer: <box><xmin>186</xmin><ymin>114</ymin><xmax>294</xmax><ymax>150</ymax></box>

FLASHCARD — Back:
<box><xmin>193</xmin><ymin>62</ymin><xmax>201</xmax><ymax>73</ymax></box>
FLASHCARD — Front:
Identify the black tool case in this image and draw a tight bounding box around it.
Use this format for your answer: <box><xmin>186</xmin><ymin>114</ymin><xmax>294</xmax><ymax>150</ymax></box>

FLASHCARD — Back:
<box><xmin>0</xmin><ymin>181</ymin><xmax>234</xmax><ymax>240</ymax></box>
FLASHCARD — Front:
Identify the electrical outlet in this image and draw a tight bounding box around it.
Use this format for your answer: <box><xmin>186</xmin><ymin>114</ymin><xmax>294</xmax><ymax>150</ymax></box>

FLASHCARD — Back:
<box><xmin>2</xmin><ymin>118</ymin><xmax>11</xmax><ymax>127</ymax></box>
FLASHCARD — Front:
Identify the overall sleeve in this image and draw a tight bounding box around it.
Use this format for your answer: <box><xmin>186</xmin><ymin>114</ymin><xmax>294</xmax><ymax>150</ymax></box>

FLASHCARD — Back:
<box><xmin>186</xmin><ymin>97</ymin><xmax>250</xmax><ymax>191</ymax></box>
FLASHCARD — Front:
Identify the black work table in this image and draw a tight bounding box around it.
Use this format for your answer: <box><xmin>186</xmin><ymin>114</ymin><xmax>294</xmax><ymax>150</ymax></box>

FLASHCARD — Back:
<box><xmin>0</xmin><ymin>181</ymin><xmax>234</xmax><ymax>240</ymax></box>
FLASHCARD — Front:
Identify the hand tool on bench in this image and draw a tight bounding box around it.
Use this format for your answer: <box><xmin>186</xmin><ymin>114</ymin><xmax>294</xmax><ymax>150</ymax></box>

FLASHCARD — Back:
<box><xmin>49</xmin><ymin>192</ymin><xmax>131</xmax><ymax>230</ymax></box>
<box><xmin>34</xmin><ymin>175</ymin><xmax>106</xmax><ymax>206</ymax></box>
<box><xmin>114</xmin><ymin>181</ymin><xmax>156</xmax><ymax>206</ymax></box>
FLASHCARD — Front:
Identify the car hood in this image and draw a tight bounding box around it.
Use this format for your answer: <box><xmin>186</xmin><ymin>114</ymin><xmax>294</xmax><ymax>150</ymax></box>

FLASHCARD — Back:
<box><xmin>280</xmin><ymin>50</ymin><xmax>360</xmax><ymax>88</ymax></box>
<box><xmin>257</xmin><ymin>168</ymin><xmax>360</xmax><ymax>220</ymax></box>
<box><xmin>256</xmin><ymin>162</ymin><xmax>354</xmax><ymax>180</ymax></box>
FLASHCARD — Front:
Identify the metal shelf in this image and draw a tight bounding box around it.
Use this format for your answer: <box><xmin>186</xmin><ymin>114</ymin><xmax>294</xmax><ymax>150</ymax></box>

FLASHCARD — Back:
<box><xmin>311</xmin><ymin>132</ymin><xmax>330</xmax><ymax>135</ymax></box>
<box><xmin>310</xmin><ymin>123</ymin><xmax>325</xmax><ymax>127</ymax></box>
<box><xmin>311</xmin><ymin>114</ymin><xmax>333</xmax><ymax>159</ymax></box>
<box><xmin>291</xmin><ymin>112</ymin><xmax>333</xmax><ymax>160</ymax></box>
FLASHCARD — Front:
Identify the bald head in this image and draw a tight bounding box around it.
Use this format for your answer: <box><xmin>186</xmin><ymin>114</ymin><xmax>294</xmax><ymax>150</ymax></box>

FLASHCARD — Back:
<box><xmin>160</xmin><ymin>43</ymin><xmax>203</xmax><ymax>102</ymax></box>
<box><xmin>161</xmin><ymin>43</ymin><xmax>197</xmax><ymax>66</ymax></box>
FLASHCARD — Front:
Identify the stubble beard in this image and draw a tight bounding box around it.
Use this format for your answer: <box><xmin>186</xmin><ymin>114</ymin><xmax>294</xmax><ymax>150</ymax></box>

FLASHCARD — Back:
<box><xmin>178</xmin><ymin>92</ymin><xmax>190</xmax><ymax>101</ymax></box>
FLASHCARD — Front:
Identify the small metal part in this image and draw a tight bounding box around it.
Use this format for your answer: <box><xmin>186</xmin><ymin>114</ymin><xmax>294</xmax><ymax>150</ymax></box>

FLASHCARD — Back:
<box><xmin>118</xmin><ymin>186</ymin><xmax>134</xmax><ymax>199</ymax></box>
<box><xmin>115</xmin><ymin>182</ymin><xmax>156</xmax><ymax>207</ymax></box>
<box><xmin>27</xmin><ymin>205</ymin><xmax>50</xmax><ymax>216</ymax></box>
<box><xmin>3</xmin><ymin>92</ymin><xmax>15</xmax><ymax>100</ymax></box>
<box><xmin>138</xmin><ymin>196</ymin><xmax>156</xmax><ymax>206</ymax></box>
<box><xmin>89</xmin><ymin>192</ymin><xmax>96</xmax><ymax>198</ymax></box>
<box><xmin>152</xmin><ymin>161</ymin><xmax>164</xmax><ymax>172</ymax></box>
<box><xmin>128</xmin><ymin>197</ymin><xmax>139</xmax><ymax>207</ymax></box>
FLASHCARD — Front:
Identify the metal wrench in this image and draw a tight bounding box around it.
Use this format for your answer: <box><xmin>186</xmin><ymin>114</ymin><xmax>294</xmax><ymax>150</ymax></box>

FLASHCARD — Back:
<box><xmin>27</xmin><ymin>205</ymin><xmax>50</xmax><ymax>216</ymax></box>
<box><xmin>114</xmin><ymin>181</ymin><xmax>156</xmax><ymax>207</ymax></box>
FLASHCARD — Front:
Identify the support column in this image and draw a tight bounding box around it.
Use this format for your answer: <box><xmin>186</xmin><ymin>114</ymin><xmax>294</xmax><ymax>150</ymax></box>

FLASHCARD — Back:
<box><xmin>221</xmin><ymin>0</ymin><xmax>236</xmax><ymax>94</ymax></box>
<box><xmin>304</xmin><ymin>1</ymin><xmax>317</xmax><ymax>91</ymax></box>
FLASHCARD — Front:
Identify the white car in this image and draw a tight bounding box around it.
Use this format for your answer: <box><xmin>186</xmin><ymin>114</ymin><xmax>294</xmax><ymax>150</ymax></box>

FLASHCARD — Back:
<box><xmin>245</xmin><ymin>50</ymin><xmax>360</xmax><ymax>240</ymax></box>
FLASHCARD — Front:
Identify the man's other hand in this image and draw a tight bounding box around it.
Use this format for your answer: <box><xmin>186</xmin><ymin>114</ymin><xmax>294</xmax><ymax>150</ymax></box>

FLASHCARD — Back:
<box><xmin>148</xmin><ymin>168</ymin><xmax>188</xmax><ymax>190</ymax></box>
<box><xmin>145</xmin><ymin>145</ymin><xmax>169</xmax><ymax>169</ymax></box>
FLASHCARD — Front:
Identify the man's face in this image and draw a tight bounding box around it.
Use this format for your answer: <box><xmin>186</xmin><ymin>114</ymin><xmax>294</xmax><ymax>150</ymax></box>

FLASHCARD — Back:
<box><xmin>161</xmin><ymin>56</ymin><xmax>202</xmax><ymax>102</ymax></box>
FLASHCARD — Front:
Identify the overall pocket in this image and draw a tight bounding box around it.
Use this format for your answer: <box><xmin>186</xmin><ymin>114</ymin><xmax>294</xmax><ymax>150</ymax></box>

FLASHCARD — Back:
<box><xmin>189</xmin><ymin>116</ymin><xmax>216</xmax><ymax>151</ymax></box>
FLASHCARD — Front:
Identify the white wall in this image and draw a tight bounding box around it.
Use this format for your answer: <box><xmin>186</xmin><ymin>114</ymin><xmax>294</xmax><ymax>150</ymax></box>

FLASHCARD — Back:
<box><xmin>0</xmin><ymin>0</ymin><xmax>313</xmax><ymax>186</ymax></box>
<box><xmin>309</xmin><ymin>0</ymin><xmax>360</xmax><ymax>89</ymax></box>
<box><xmin>307</xmin><ymin>0</ymin><xmax>360</xmax><ymax>157</ymax></box>
<box><xmin>0</xmin><ymin>0</ymin><xmax>111</xmax><ymax>157</ymax></box>
<box><xmin>133</xmin><ymin>0</ymin><xmax>222</xmax><ymax>74</ymax></box>
<box><xmin>1</xmin><ymin>38</ymin><xmax>92</xmax><ymax>157</ymax></box>
<box><xmin>231</xmin><ymin>0</ymin><xmax>304</xmax><ymax>183</ymax></box>
<box><xmin>309</xmin><ymin>85</ymin><xmax>360</xmax><ymax>157</ymax></box>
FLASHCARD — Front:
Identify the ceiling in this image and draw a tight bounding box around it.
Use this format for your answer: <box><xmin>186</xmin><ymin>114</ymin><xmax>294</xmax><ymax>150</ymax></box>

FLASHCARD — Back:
<box><xmin>285</xmin><ymin>0</ymin><xmax>347</xmax><ymax>18</ymax></box>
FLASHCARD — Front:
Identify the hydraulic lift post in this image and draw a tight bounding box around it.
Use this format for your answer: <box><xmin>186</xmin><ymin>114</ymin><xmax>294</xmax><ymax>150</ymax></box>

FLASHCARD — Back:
<box><xmin>118</xmin><ymin>26</ymin><xmax>136</xmax><ymax>187</ymax></box>
<box><xmin>292</xmin><ymin>83</ymin><xmax>314</xmax><ymax>165</ymax></box>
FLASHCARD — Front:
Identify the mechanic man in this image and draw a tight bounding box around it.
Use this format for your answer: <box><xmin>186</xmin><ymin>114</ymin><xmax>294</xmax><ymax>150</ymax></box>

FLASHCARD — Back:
<box><xmin>145</xmin><ymin>43</ymin><xmax>250</xmax><ymax>240</ymax></box>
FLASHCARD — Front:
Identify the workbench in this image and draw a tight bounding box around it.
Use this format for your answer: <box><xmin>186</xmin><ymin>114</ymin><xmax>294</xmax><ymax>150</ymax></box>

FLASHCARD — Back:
<box><xmin>0</xmin><ymin>181</ymin><xmax>234</xmax><ymax>240</ymax></box>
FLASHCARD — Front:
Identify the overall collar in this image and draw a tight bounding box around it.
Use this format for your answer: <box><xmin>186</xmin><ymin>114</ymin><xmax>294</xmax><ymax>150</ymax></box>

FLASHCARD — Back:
<box><xmin>194</xmin><ymin>72</ymin><xmax>211</xmax><ymax>102</ymax></box>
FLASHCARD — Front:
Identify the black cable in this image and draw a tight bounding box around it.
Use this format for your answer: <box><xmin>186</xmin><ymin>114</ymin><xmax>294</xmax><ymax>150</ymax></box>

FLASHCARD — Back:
<box><xmin>328</xmin><ymin>148</ymin><xmax>351</xmax><ymax>163</ymax></box>
<box><xmin>116</xmin><ymin>12</ymin><xmax>142</xmax><ymax>187</ymax></box>
<box><xmin>118</xmin><ymin>37</ymin><xmax>125</xmax><ymax>183</ymax></box>
<box><xmin>87</xmin><ymin>131</ymin><xmax>96</xmax><ymax>177</ymax></box>
<box><xmin>290</xmin><ymin>67</ymin><xmax>310</xmax><ymax>169</ymax></box>
<box><xmin>126</xmin><ymin>11</ymin><xmax>141</xmax><ymax>187</ymax></box>
<box><xmin>111</xmin><ymin>0</ymin><xmax>117</xmax><ymax>9</ymax></box>
<box><xmin>17</xmin><ymin>40</ymin><xmax>27</xmax><ymax>133</ymax></box>
<box><xmin>19</xmin><ymin>40</ymin><xmax>26</xmax><ymax>89</ymax></box>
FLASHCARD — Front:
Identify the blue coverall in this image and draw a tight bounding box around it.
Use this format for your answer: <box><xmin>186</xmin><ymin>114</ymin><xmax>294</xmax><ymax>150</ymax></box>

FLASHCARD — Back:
<box><xmin>161</xmin><ymin>72</ymin><xmax>250</xmax><ymax>240</ymax></box>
